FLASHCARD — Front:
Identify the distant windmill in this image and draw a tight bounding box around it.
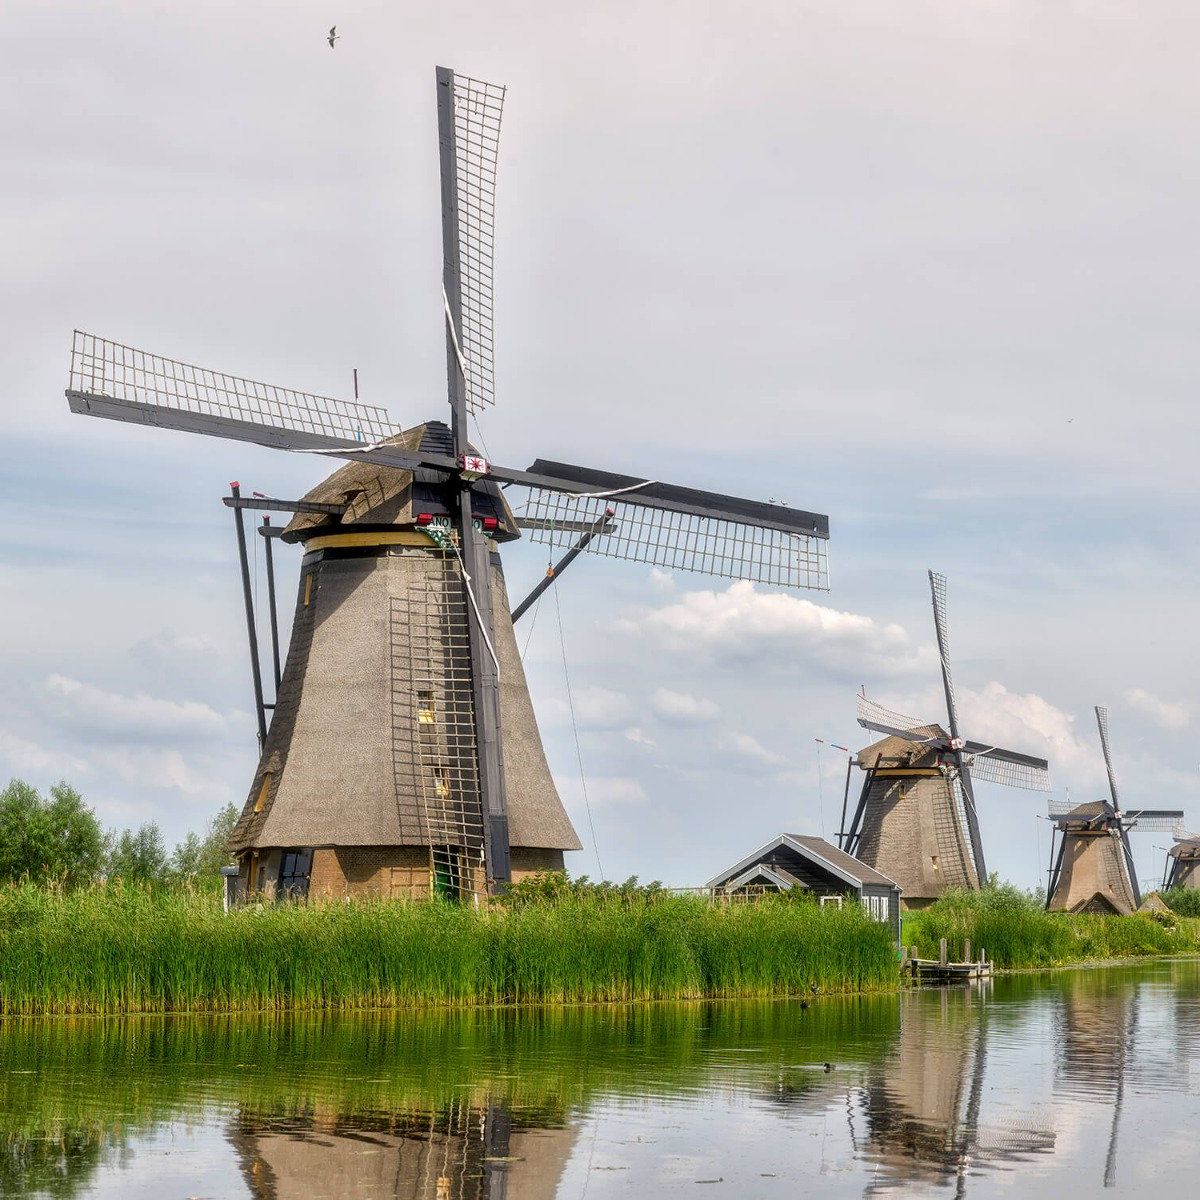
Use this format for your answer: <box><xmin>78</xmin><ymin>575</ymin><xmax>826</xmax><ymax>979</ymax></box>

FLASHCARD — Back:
<box><xmin>839</xmin><ymin>571</ymin><xmax>1050</xmax><ymax>907</ymax></box>
<box><xmin>64</xmin><ymin>67</ymin><xmax>832</xmax><ymax>904</ymax></box>
<box><xmin>1046</xmin><ymin>706</ymin><xmax>1182</xmax><ymax>914</ymax></box>
<box><xmin>1164</xmin><ymin>833</ymin><xmax>1200</xmax><ymax>891</ymax></box>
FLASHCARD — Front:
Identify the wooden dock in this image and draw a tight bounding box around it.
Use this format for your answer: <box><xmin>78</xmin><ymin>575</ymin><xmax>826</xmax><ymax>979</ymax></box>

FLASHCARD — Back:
<box><xmin>904</xmin><ymin>938</ymin><xmax>993</xmax><ymax>984</ymax></box>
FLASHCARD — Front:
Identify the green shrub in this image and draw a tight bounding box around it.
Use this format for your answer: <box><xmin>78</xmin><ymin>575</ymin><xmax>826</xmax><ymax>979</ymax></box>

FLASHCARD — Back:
<box><xmin>904</xmin><ymin>887</ymin><xmax>1200</xmax><ymax>968</ymax></box>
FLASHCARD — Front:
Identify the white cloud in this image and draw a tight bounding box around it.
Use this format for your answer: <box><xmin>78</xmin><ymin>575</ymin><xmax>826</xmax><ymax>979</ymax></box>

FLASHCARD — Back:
<box><xmin>555</xmin><ymin>775</ymin><xmax>649</xmax><ymax>807</ymax></box>
<box><xmin>1124</xmin><ymin>687</ymin><xmax>1189</xmax><ymax>731</ymax></box>
<box><xmin>651</xmin><ymin>687</ymin><xmax>720</xmax><ymax>724</ymax></box>
<box><xmin>956</xmin><ymin>681</ymin><xmax>1098</xmax><ymax>781</ymax></box>
<box><xmin>541</xmin><ymin>685</ymin><xmax>631</xmax><ymax>731</ymax></box>
<box><xmin>624</xmin><ymin>726</ymin><xmax>657</xmax><ymax>749</ymax></box>
<box><xmin>648</xmin><ymin>568</ymin><xmax>675</xmax><ymax>592</ymax></box>
<box><xmin>43</xmin><ymin>674</ymin><xmax>232</xmax><ymax>742</ymax></box>
<box><xmin>0</xmin><ymin>731</ymin><xmax>89</xmax><ymax>778</ymax></box>
<box><xmin>625</xmin><ymin>582</ymin><xmax>933</xmax><ymax>680</ymax></box>
<box><xmin>719</xmin><ymin>731</ymin><xmax>786</xmax><ymax>769</ymax></box>
<box><xmin>90</xmin><ymin>746</ymin><xmax>223</xmax><ymax>797</ymax></box>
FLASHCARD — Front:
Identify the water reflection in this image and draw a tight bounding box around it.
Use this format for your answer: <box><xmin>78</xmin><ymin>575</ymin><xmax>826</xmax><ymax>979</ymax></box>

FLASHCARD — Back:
<box><xmin>3</xmin><ymin>964</ymin><xmax>1200</xmax><ymax>1197</ymax></box>
<box><xmin>231</xmin><ymin>1104</ymin><xmax>575</xmax><ymax>1200</ymax></box>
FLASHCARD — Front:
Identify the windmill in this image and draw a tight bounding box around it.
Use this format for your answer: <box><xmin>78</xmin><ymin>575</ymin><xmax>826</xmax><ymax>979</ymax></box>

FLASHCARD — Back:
<box><xmin>1163</xmin><ymin>834</ymin><xmax>1200</xmax><ymax>891</ymax></box>
<box><xmin>1046</xmin><ymin>706</ymin><xmax>1182</xmax><ymax>914</ymax></box>
<box><xmin>838</xmin><ymin>571</ymin><xmax>1050</xmax><ymax>907</ymax></box>
<box><xmin>64</xmin><ymin>67</ymin><xmax>831</xmax><ymax>903</ymax></box>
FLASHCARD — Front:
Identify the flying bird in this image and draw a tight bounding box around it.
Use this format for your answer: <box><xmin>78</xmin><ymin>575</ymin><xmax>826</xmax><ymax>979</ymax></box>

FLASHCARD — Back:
<box><xmin>327</xmin><ymin>25</ymin><xmax>339</xmax><ymax>48</ymax></box>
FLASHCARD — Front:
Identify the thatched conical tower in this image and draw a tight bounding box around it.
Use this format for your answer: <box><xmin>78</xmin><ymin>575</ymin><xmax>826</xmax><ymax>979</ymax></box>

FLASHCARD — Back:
<box><xmin>1046</xmin><ymin>802</ymin><xmax>1136</xmax><ymax>914</ymax></box>
<box><xmin>849</xmin><ymin>732</ymin><xmax>979</xmax><ymax>908</ymax></box>
<box><xmin>1166</xmin><ymin>836</ymin><xmax>1200</xmax><ymax>890</ymax></box>
<box><xmin>228</xmin><ymin>422</ymin><xmax>580</xmax><ymax>901</ymax></box>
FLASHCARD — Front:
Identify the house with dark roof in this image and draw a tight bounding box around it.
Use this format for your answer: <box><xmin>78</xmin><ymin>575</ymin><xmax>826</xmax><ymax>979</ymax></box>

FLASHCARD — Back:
<box><xmin>706</xmin><ymin>834</ymin><xmax>902</xmax><ymax>943</ymax></box>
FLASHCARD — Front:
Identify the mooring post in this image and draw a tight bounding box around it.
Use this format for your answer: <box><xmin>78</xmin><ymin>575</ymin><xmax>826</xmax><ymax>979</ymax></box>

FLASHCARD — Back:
<box><xmin>964</xmin><ymin>938</ymin><xmax>971</xmax><ymax>964</ymax></box>
<box><xmin>939</xmin><ymin>938</ymin><xmax>948</xmax><ymax>967</ymax></box>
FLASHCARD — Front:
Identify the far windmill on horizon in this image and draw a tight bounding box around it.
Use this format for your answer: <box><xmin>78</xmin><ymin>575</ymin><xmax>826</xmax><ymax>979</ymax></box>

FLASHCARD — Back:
<box><xmin>839</xmin><ymin>571</ymin><xmax>1051</xmax><ymax>908</ymax></box>
<box><xmin>1047</xmin><ymin>706</ymin><xmax>1182</xmax><ymax>914</ymax></box>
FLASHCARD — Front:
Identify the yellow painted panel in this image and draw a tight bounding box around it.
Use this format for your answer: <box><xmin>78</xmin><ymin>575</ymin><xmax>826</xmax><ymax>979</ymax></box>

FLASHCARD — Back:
<box><xmin>304</xmin><ymin>531</ymin><xmax>437</xmax><ymax>551</ymax></box>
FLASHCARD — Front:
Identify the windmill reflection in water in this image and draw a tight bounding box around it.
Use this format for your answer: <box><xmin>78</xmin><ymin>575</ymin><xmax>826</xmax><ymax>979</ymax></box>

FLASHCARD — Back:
<box><xmin>230</xmin><ymin>1098</ymin><xmax>575</xmax><ymax>1200</ymax></box>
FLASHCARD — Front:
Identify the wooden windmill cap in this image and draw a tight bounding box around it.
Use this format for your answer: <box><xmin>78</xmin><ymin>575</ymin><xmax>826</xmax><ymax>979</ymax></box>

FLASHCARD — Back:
<box><xmin>281</xmin><ymin>420</ymin><xmax>520</xmax><ymax>545</ymax></box>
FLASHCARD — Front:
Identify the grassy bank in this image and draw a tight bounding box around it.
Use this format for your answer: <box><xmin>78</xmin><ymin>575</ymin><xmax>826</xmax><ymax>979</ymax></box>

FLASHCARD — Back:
<box><xmin>0</xmin><ymin>884</ymin><xmax>897</xmax><ymax>1015</ymax></box>
<box><xmin>903</xmin><ymin>888</ymin><xmax>1200</xmax><ymax>969</ymax></box>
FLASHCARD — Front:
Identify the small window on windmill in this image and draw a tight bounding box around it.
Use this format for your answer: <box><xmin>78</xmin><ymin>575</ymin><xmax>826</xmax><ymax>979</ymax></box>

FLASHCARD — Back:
<box><xmin>253</xmin><ymin>772</ymin><xmax>273</xmax><ymax>814</ymax></box>
<box><xmin>417</xmin><ymin>690</ymin><xmax>436</xmax><ymax>724</ymax></box>
<box><xmin>931</xmin><ymin>855</ymin><xmax>940</xmax><ymax>871</ymax></box>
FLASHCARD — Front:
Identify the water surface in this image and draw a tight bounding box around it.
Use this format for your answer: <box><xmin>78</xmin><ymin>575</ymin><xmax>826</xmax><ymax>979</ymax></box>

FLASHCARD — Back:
<box><xmin>4</xmin><ymin>959</ymin><xmax>1200</xmax><ymax>1197</ymax></box>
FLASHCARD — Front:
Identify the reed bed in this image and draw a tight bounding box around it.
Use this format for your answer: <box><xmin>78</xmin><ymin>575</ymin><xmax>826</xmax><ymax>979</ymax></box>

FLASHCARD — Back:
<box><xmin>0</xmin><ymin>884</ymin><xmax>898</xmax><ymax>1015</ymax></box>
<box><xmin>903</xmin><ymin>888</ymin><xmax>1200</xmax><ymax>969</ymax></box>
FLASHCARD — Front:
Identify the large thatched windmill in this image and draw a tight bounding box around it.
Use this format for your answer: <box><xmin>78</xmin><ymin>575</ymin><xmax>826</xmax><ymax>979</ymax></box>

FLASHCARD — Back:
<box><xmin>65</xmin><ymin>67</ymin><xmax>831</xmax><ymax>903</ymax></box>
<box><xmin>1046</xmin><ymin>707</ymin><xmax>1182</xmax><ymax>914</ymax></box>
<box><xmin>839</xmin><ymin>572</ymin><xmax>1050</xmax><ymax>907</ymax></box>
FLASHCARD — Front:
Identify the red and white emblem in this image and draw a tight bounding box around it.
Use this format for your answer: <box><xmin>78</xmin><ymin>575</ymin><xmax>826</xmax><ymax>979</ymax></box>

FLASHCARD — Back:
<box><xmin>459</xmin><ymin>454</ymin><xmax>490</xmax><ymax>480</ymax></box>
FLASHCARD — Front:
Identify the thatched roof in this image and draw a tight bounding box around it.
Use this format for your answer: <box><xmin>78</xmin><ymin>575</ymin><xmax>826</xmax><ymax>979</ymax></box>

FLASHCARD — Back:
<box><xmin>282</xmin><ymin>419</ymin><xmax>519</xmax><ymax>544</ymax></box>
<box><xmin>856</xmin><ymin>729</ymin><xmax>947</xmax><ymax>767</ymax></box>
<box><xmin>230</xmin><ymin>549</ymin><xmax>580</xmax><ymax>854</ymax></box>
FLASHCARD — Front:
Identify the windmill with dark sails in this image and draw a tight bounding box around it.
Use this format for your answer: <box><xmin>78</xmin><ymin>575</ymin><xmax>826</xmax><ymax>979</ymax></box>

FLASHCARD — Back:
<box><xmin>65</xmin><ymin>67</ymin><xmax>832</xmax><ymax>903</ymax></box>
<box><xmin>1164</xmin><ymin>834</ymin><xmax>1200</xmax><ymax>891</ymax></box>
<box><xmin>1046</xmin><ymin>706</ymin><xmax>1182</xmax><ymax>914</ymax></box>
<box><xmin>839</xmin><ymin>571</ymin><xmax>1050</xmax><ymax>907</ymax></box>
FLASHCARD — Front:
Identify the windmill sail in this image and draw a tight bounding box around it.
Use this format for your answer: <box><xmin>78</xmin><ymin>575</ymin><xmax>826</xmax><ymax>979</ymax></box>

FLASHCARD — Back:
<box><xmin>67</xmin><ymin>331</ymin><xmax>401</xmax><ymax>450</ymax></box>
<box><xmin>439</xmin><ymin>69</ymin><xmax>504</xmax><ymax>415</ymax></box>
<box><xmin>518</xmin><ymin>463</ymin><xmax>830</xmax><ymax>591</ymax></box>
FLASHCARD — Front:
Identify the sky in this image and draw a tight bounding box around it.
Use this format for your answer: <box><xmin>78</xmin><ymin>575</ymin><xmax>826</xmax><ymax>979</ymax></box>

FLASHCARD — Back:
<box><xmin>4</xmin><ymin>0</ymin><xmax>1200</xmax><ymax>891</ymax></box>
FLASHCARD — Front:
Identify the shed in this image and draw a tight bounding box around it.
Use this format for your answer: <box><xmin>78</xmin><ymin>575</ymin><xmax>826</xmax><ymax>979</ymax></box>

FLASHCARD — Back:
<box><xmin>706</xmin><ymin>834</ymin><xmax>903</xmax><ymax>944</ymax></box>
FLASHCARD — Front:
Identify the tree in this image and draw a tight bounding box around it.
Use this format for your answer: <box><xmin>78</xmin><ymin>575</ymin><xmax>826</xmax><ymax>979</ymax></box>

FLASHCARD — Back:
<box><xmin>170</xmin><ymin>802</ymin><xmax>238</xmax><ymax>881</ymax></box>
<box><xmin>106</xmin><ymin>822</ymin><xmax>169</xmax><ymax>885</ymax></box>
<box><xmin>0</xmin><ymin>779</ymin><xmax>105</xmax><ymax>887</ymax></box>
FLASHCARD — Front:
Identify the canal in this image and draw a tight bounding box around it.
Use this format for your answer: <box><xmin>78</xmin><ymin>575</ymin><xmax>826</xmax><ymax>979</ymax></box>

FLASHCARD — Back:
<box><xmin>4</xmin><ymin>958</ymin><xmax>1200</xmax><ymax>1197</ymax></box>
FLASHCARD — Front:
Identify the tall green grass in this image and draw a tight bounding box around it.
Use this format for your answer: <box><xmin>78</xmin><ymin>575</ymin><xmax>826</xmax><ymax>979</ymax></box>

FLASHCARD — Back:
<box><xmin>903</xmin><ymin>887</ymin><xmax>1200</xmax><ymax>969</ymax></box>
<box><xmin>0</xmin><ymin>884</ymin><xmax>898</xmax><ymax>1015</ymax></box>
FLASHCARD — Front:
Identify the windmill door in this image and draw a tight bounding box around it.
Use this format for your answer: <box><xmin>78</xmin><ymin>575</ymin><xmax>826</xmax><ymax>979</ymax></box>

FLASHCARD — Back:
<box><xmin>433</xmin><ymin>847</ymin><xmax>463</xmax><ymax>901</ymax></box>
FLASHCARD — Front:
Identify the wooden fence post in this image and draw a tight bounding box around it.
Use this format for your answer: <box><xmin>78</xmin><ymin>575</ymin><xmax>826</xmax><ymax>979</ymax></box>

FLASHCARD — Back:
<box><xmin>964</xmin><ymin>938</ymin><xmax>971</xmax><ymax>963</ymax></box>
<box><xmin>939</xmin><ymin>938</ymin><xmax>948</xmax><ymax>967</ymax></box>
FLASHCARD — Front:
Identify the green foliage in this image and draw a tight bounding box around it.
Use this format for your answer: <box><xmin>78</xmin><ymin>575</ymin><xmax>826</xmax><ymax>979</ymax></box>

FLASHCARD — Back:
<box><xmin>501</xmin><ymin>871</ymin><xmax>666</xmax><ymax>906</ymax></box>
<box><xmin>170</xmin><ymin>802</ymin><xmax>238</xmax><ymax>881</ymax></box>
<box><xmin>0</xmin><ymin>780</ymin><xmax>105</xmax><ymax>888</ymax></box>
<box><xmin>105</xmin><ymin>823</ymin><xmax>169</xmax><ymax>885</ymax></box>
<box><xmin>903</xmin><ymin>887</ymin><xmax>1200</xmax><ymax>968</ymax></box>
<box><xmin>0</xmin><ymin>885</ymin><xmax>898</xmax><ymax>1015</ymax></box>
<box><xmin>1162</xmin><ymin>888</ymin><xmax>1200</xmax><ymax>918</ymax></box>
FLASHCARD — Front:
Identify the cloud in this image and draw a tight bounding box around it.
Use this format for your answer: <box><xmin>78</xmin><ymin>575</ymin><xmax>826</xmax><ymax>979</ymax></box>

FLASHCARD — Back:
<box><xmin>0</xmin><ymin>731</ymin><xmax>89</xmax><ymax>778</ymax></box>
<box><xmin>1124</xmin><ymin>687</ymin><xmax>1189</xmax><ymax>731</ymax></box>
<box><xmin>624</xmin><ymin>726</ymin><xmax>657</xmax><ymax>749</ymax></box>
<box><xmin>90</xmin><ymin>746</ymin><xmax>224</xmax><ymax>797</ymax></box>
<box><xmin>956</xmin><ymin>682</ymin><xmax>1098</xmax><ymax>781</ymax></box>
<box><xmin>624</xmin><ymin>582</ymin><xmax>933</xmax><ymax>680</ymax></box>
<box><xmin>43</xmin><ymin>674</ymin><xmax>232</xmax><ymax>742</ymax></box>
<box><xmin>648</xmin><ymin>568</ymin><xmax>675</xmax><ymax>592</ymax></box>
<box><xmin>555</xmin><ymin>775</ymin><xmax>649</xmax><ymax>807</ymax></box>
<box><xmin>719</xmin><ymin>731</ymin><xmax>786</xmax><ymax>769</ymax></box>
<box><xmin>541</xmin><ymin>685</ymin><xmax>631</xmax><ymax>731</ymax></box>
<box><xmin>651</xmin><ymin>687</ymin><xmax>720</xmax><ymax>724</ymax></box>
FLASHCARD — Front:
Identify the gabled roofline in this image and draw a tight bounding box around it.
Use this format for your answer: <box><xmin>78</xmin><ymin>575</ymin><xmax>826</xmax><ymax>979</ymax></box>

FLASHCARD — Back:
<box><xmin>720</xmin><ymin>863</ymin><xmax>802</xmax><ymax>893</ymax></box>
<box><xmin>705</xmin><ymin>834</ymin><xmax>900</xmax><ymax>892</ymax></box>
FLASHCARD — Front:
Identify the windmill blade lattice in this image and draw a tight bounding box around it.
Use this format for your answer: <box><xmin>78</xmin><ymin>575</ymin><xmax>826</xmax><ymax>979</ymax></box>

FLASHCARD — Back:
<box><xmin>855</xmin><ymin>694</ymin><xmax>945</xmax><ymax>746</ymax></box>
<box><xmin>68</xmin><ymin>331</ymin><xmax>397</xmax><ymax>446</ymax></box>
<box><xmin>964</xmin><ymin>746</ymin><xmax>1051</xmax><ymax>792</ymax></box>
<box><xmin>520</xmin><ymin>488</ymin><xmax>829</xmax><ymax>591</ymax></box>
<box><xmin>446</xmin><ymin>71</ymin><xmax>505</xmax><ymax>414</ymax></box>
<box><xmin>929</xmin><ymin>570</ymin><xmax>961</xmax><ymax>733</ymax></box>
<box><xmin>1121</xmin><ymin>809</ymin><xmax>1185</xmax><ymax>834</ymax></box>
<box><xmin>1095</xmin><ymin>706</ymin><xmax>1122</xmax><ymax>810</ymax></box>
